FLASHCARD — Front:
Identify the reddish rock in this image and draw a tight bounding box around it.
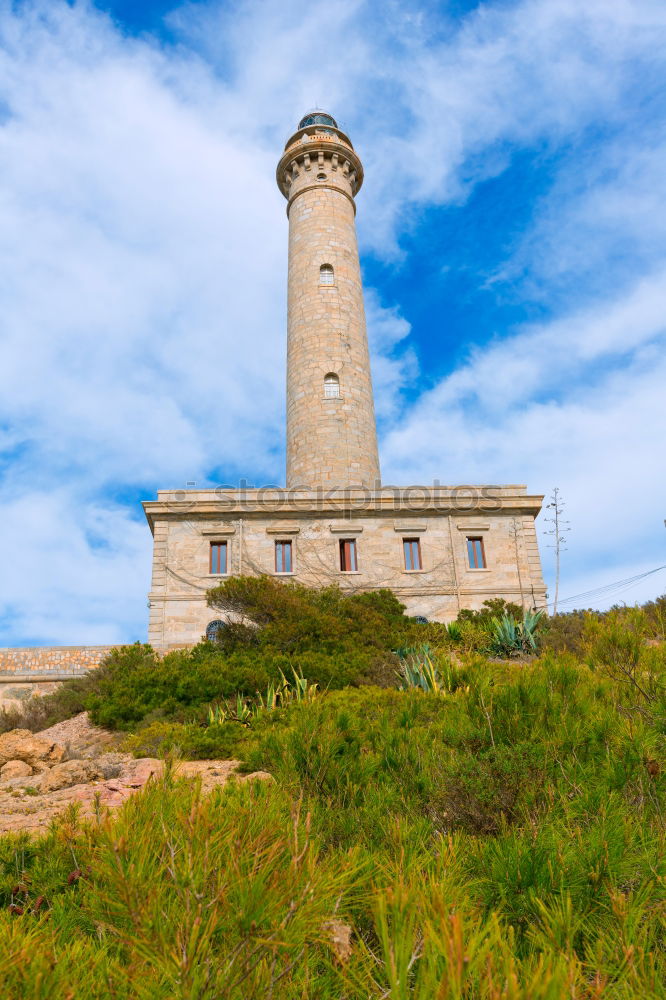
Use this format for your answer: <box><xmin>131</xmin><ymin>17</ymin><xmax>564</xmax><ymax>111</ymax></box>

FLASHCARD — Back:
<box><xmin>122</xmin><ymin>758</ymin><xmax>162</xmax><ymax>787</ymax></box>
<box><xmin>0</xmin><ymin>745</ymin><xmax>274</xmax><ymax>836</ymax></box>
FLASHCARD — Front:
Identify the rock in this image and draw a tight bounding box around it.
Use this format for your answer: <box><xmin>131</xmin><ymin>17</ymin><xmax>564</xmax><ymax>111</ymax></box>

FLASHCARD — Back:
<box><xmin>0</xmin><ymin>755</ymin><xmax>275</xmax><ymax>836</ymax></box>
<box><xmin>0</xmin><ymin>730</ymin><xmax>66</xmax><ymax>768</ymax></box>
<box><xmin>38</xmin><ymin>759</ymin><xmax>102</xmax><ymax>793</ymax></box>
<box><xmin>0</xmin><ymin>760</ymin><xmax>33</xmax><ymax>782</ymax></box>
<box><xmin>96</xmin><ymin>756</ymin><xmax>124</xmax><ymax>780</ymax></box>
<box><xmin>323</xmin><ymin>919</ymin><xmax>353</xmax><ymax>965</ymax></box>
<box><xmin>37</xmin><ymin>713</ymin><xmax>120</xmax><ymax>758</ymax></box>
<box><xmin>122</xmin><ymin>758</ymin><xmax>162</xmax><ymax>787</ymax></box>
<box><xmin>31</xmin><ymin>761</ymin><xmax>51</xmax><ymax>775</ymax></box>
<box><xmin>240</xmin><ymin>770</ymin><xmax>274</xmax><ymax>784</ymax></box>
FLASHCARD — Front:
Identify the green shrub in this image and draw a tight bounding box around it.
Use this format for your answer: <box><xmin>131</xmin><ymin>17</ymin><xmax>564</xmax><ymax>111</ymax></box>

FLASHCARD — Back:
<box><xmin>2</xmin><ymin>624</ymin><xmax>666</xmax><ymax>995</ymax></box>
<box><xmin>457</xmin><ymin>597</ymin><xmax>524</xmax><ymax>627</ymax></box>
<box><xmin>122</xmin><ymin>720</ymin><xmax>250</xmax><ymax>760</ymax></box>
<box><xmin>80</xmin><ymin>580</ymin><xmax>419</xmax><ymax>732</ymax></box>
<box><xmin>206</xmin><ymin>576</ymin><xmax>413</xmax><ymax>656</ymax></box>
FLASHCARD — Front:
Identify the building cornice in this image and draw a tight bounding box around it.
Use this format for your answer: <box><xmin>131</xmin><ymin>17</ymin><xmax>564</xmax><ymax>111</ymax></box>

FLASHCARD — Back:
<box><xmin>141</xmin><ymin>486</ymin><xmax>544</xmax><ymax>533</ymax></box>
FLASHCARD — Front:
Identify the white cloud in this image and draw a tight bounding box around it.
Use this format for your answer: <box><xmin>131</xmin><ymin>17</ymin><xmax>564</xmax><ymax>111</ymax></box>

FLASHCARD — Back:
<box><xmin>364</xmin><ymin>288</ymin><xmax>416</xmax><ymax>423</ymax></box>
<box><xmin>382</xmin><ymin>271</ymin><xmax>666</xmax><ymax>608</ymax></box>
<box><xmin>0</xmin><ymin>489</ymin><xmax>150</xmax><ymax>644</ymax></box>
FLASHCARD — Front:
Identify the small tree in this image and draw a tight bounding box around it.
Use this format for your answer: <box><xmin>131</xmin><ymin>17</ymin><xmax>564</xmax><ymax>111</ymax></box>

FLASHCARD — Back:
<box><xmin>544</xmin><ymin>487</ymin><xmax>570</xmax><ymax>615</ymax></box>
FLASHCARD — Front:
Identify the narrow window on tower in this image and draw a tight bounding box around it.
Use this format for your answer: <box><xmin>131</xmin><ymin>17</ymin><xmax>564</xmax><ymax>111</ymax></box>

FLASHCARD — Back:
<box><xmin>319</xmin><ymin>263</ymin><xmax>334</xmax><ymax>285</ymax></box>
<box><xmin>210</xmin><ymin>541</ymin><xmax>228</xmax><ymax>575</ymax></box>
<box><xmin>324</xmin><ymin>372</ymin><xmax>340</xmax><ymax>398</ymax></box>
<box><xmin>339</xmin><ymin>538</ymin><xmax>358</xmax><ymax>572</ymax></box>
<box><xmin>467</xmin><ymin>537</ymin><xmax>486</xmax><ymax>569</ymax></box>
<box><xmin>403</xmin><ymin>538</ymin><xmax>422</xmax><ymax>571</ymax></box>
<box><xmin>275</xmin><ymin>540</ymin><xmax>293</xmax><ymax>574</ymax></box>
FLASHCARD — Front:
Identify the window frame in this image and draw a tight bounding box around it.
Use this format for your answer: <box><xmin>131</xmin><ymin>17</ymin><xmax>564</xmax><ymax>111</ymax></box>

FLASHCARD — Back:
<box><xmin>323</xmin><ymin>372</ymin><xmax>340</xmax><ymax>398</ymax></box>
<box><xmin>209</xmin><ymin>541</ymin><xmax>228</xmax><ymax>575</ymax></box>
<box><xmin>466</xmin><ymin>536</ymin><xmax>487</xmax><ymax>570</ymax></box>
<box><xmin>339</xmin><ymin>538</ymin><xmax>358</xmax><ymax>572</ymax></box>
<box><xmin>274</xmin><ymin>539</ymin><xmax>293</xmax><ymax>574</ymax></box>
<box><xmin>206</xmin><ymin>620</ymin><xmax>226</xmax><ymax>642</ymax></box>
<box><xmin>319</xmin><ymin>263</ymin><xmax>335</xmax><ymax>285</ymax></box>
<box><xmin>403</xmin><ymin>537</ymin><xmax>423</xmax><ymax>572</ymax></box>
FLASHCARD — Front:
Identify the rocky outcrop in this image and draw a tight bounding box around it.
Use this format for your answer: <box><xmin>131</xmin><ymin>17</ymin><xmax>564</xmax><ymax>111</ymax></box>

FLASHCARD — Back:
<box><xmin>0</xmin><ymin>729</ymin><xmax>66</xmax><ymax>769</ymax></box>
<box><xmin>0</xmin><ymin>760</ymin><xmax>32</xmax><ymax>780</ymax></box>
<box><xmin>37</xmin><ymin>759</ymin><xmax>103</xmax><ymax>793</ymax></box>
<box><xmin>0</xmin><ymin>715</ymin><xmax>273</xmax><ymax>836</ymax></box>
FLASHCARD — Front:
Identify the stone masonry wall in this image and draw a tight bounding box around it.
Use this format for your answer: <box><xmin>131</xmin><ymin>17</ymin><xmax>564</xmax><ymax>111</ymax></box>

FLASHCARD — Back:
<box><xmin>281</xmin><ymin>126</ymin><xmax>380</xmax><ymax>490</ymax></box>
<box><xmin>146</xmin><ymin>502</ymin><xmax>548</xmax><ymax>647</ymax></box>
<box><xmin>0</xmin><ymin>647</ymin><xmax>113</xmax><ymax>711</ymax></box>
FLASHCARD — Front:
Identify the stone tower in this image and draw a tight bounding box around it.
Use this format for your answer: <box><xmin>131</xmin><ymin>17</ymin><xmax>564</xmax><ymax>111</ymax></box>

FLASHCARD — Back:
<box><xmin>143</xmin><ymin>109</ymin><xmax>548</xmax><ymax>648</ymax></box>
<box><xmin>276</xmin><ymin>111</ymin><xmax>380</xmax><ymax>490</ymax></box>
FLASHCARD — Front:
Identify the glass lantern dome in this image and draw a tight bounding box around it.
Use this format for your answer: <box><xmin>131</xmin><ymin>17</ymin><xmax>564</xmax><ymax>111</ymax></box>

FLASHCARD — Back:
<box><xmin>298</xmin><ymin>110</ymin><xmax>338</xmax><ymax>130</ymax></box>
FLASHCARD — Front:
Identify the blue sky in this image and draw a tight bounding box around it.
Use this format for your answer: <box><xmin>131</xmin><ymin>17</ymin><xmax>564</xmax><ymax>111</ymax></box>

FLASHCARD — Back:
<box><xmin>0</xmin><ymin>0</ymin><xmax>665</xmax><ymax>644</ymax></box>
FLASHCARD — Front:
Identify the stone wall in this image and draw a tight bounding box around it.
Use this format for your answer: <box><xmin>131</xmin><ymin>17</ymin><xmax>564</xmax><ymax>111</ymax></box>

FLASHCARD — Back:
<box><xmin>279</xmin><ymin>120</ymin><xmax>380</xmax><ymax>490</ymax></box>
<box><xmin>144</xmin><ymin>487</ymin><xmax>548</xmax><ymax>648</ymax></box>
<box><xmin>0</xmin><ymin>646</ymin><xmax>113</xmax><ymax>711</ymax></box>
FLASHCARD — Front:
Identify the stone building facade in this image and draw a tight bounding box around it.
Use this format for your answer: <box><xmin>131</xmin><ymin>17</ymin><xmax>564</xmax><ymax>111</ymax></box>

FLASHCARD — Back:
<box><xmin>144</xmin><ymin>112</ymin><xmax>547</xmax><ymax>649</ymax></box>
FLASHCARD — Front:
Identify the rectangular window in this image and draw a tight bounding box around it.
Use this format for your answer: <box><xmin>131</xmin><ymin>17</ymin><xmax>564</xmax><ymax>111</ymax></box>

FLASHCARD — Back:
<box><xmin>275</xmin><ymin>540</ymin><xmax>293</xmax><ymax>574</ymax></box>
<box><xmin>403</xmin><ymin>538</ymin><xmax>422</xmax><ymax>571</ymax></box>
<box><xmin>339</xmin><ymin>538</ymin><xmax>358</xmax><ymax>572</ymax></box>
<box><xmin>467</xmin><ymin>536</ymin><xmax>486</xmax><ymax>569</ymax></box>
<box><xmin>210</xmin><ymin>541</ymin><xmax>228</xmax><ymax>575</ymax></box>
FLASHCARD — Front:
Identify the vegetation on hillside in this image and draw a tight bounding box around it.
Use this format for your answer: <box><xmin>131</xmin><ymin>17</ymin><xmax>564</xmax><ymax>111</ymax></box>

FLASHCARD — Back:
<box><xmin>0</xmin><ymin>583</ymin><xmax>665</xmax><ymax>996</ymax></box>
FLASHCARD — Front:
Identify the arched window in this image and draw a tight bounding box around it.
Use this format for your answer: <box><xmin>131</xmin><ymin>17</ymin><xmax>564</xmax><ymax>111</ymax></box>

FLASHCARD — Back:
<box><xmin>324</xmin><ymin>372</ymin><xmax>340</xmax><ymax>398</ymax></box>
<box><xmin>319</xmin><ymin>264</ymin><xmax>334</xmax><ymax>285</ymax></box>
<box><xmin>205</xmin><ymin>620</ymin><xmax>226</xmax><ymax>642</ymax></box>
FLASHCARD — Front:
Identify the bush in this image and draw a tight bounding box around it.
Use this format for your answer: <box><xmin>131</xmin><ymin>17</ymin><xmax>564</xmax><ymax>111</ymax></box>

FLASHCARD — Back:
<box><xmin>2</xmin><ymin>621</ymin><xmax>666</xmax><ymax>995</ymax></box>
<box><xmin>122</xmin><ymin>720</ymin><xmax>250</xmax><ymax>760</ymax></box>
<box><xmin>207</xmin><ymin>576</ymin><xmax>413</xmax><ymax>666</ymax></box>
<box><xmin>2</xmin><ymin>580</ymin><xmax>420</xmax><ymax>737</ymax></box>
<box><xmin>457</xmin><ymin>597</ymin><xmax>524</xmax><ymax>626</ymax></box>
<box><xmin>540</xmin><ymin>608</ymin><xmax>591</xmax><ymax>655</ymax></box>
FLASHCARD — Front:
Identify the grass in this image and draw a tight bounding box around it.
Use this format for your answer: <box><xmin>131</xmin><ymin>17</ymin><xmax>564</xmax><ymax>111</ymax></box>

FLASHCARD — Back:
<box><xmin>0</xmin><ymin>591</ymin><xmax>665</xmax><ymax>996</ymax></box>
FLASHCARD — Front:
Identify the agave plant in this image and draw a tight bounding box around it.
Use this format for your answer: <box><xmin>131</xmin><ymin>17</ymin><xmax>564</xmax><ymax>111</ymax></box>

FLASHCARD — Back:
<box><xmin>255</xmin><ymin>678</ymin><xmax>281</xmax><ymax>713</ymax></box>
<box><xmin>277</xmin><ymin>666</ymin><xmax>319</xmax><ymax>705</ymax></box>
<box><xmin>207</xmin><ymin>694</ymin><xmax>253</xmax><ymax>726</ymax></box>
<box><xmin>488</xmin><ymin>609</ymin><xmax>545</xmax><ymax>657</ymax></box>
<box><xmin>445</xmin><ymin>621</ymin><xmax>463</xmax><ymax>642</ymax></box>
<box><xmin>207</xmin><ymin>666</ymin><xmax>319</xmax><ymax>728</ymax></box>
<box><xmin>396</xmin><ymin>644</ymin><xmax>451</xmax><ymax>694</ymax></box>
<box><xmin>521</xmin><ymin>609</ymin><xmax>545</xmax><ymax>651</ymax></box>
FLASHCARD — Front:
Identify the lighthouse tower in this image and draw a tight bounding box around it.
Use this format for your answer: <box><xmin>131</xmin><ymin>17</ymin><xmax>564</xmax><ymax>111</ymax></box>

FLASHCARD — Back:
<box><xmin>143</xmin><ymin>110</ymin><xmax>548</xmax><ymax>648</ymax></box>
<box><xmin>276</xmin><ymin>111</ymin><xmax>380</xmax><ymax>490</ymax></box>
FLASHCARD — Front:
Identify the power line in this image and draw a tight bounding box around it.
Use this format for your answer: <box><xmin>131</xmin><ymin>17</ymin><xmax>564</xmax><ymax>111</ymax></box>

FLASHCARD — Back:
<box><xmin>555</xmin><ymin>564</ymin><xmax>666</xmax><ymax>609</ymax></box>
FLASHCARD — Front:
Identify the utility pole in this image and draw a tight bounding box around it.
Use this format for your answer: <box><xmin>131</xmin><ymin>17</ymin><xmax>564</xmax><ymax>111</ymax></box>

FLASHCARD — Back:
<box><xmin>544</xmin><ymin>488</ymin><xmax>570</xmax><ymax>615</ymax></box>
<box><xmin>511</xmin><ymin>518</ymin><xmax>525</xmax><ymax>611</ymax></box>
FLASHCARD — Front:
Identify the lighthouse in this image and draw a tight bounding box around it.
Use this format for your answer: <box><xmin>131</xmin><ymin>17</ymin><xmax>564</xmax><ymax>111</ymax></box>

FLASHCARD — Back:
<box><xmin>277</xmin><ymin>111</ymin><xmax>380</xmax><ymax>490</ymax></box>
<box><xmin>143</xmin><ymin>111</ymin><xmax>547</xmax><ymax>647</ymax></box>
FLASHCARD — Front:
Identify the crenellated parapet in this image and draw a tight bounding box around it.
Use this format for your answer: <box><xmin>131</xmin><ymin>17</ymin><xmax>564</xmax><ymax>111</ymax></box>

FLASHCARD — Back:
<box><xmin>276</xmin><ymin>119</ymin><xmax>364</xmax><ymax>213</ymax></box>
